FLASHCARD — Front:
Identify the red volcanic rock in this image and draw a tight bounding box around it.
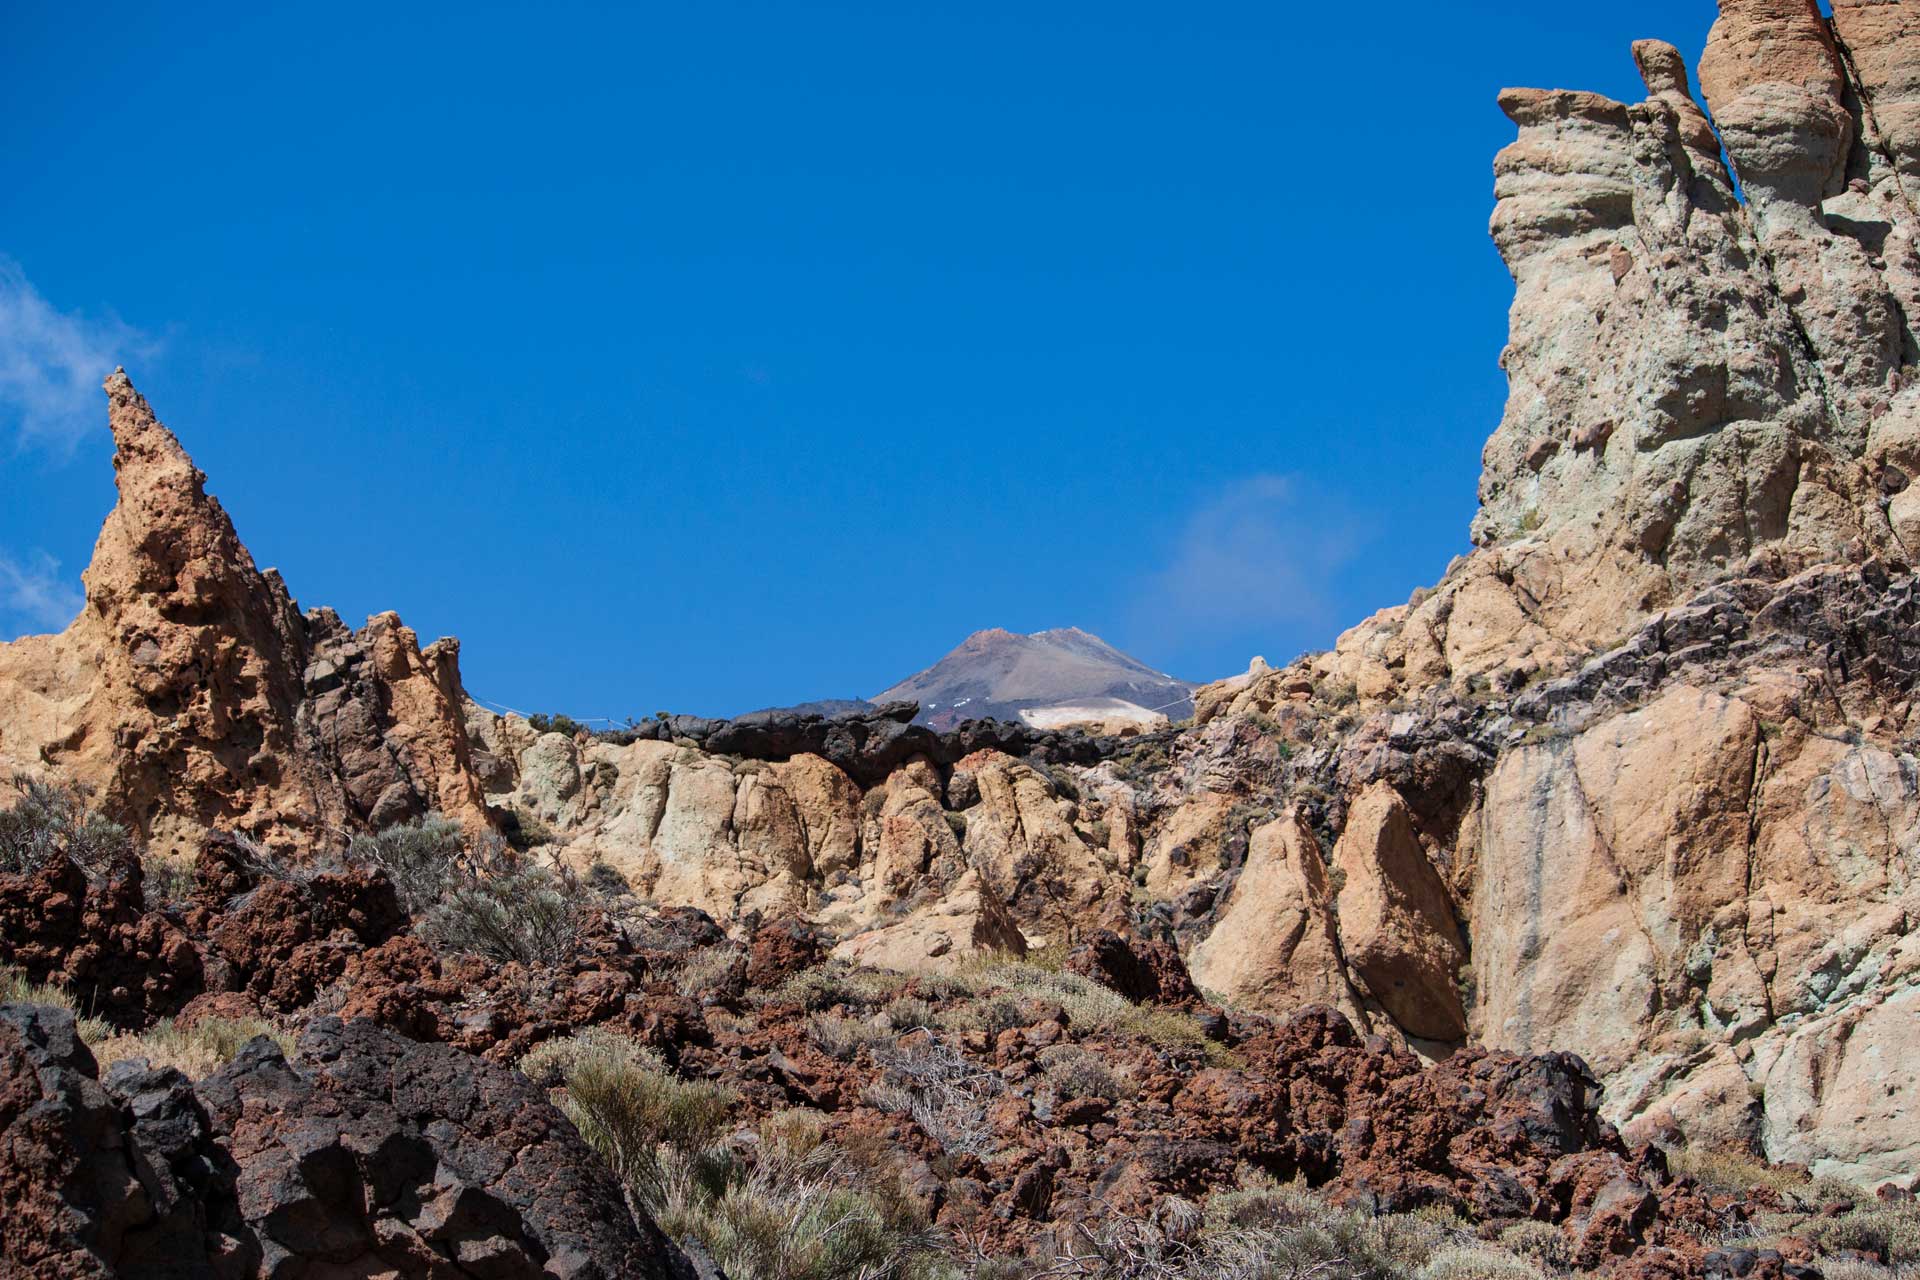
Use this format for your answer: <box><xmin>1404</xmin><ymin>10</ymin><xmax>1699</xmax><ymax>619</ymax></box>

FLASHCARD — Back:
<box><xmin>195</xmin><ymin>1017</ymin><xmax>697</xmax><ymax>1279</ymax></box>
<box><xmin>205</xmin><ymin>851</ymin><xmax>405</xmax><ymax>1011</ymax></box>
<box><xmin>1063</xmin><ymin>928</ymin><xmax>1202</xmax><ymax>1007</ymax></box>
<box><xmin>747</xmin><ymin>916</ymin><xmax>825</xmax><ymax>988</ymax></box>
<box><xmin>0</xmin><ymin>855</ymin><xmax>202</xmax><ymax>1024</ymax></box>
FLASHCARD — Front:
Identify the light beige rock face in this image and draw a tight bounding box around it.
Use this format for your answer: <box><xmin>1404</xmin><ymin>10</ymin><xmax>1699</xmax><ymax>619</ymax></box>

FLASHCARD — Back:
<box><xmin>1462</xmin><ymin>666</ymin><xmax>1920</xmax><ymax>1180</ymax></box>
<box><xmin>1332</xmin><ymin>783</ymin><xmax>1466</xmax><ymax>1041</ymax></box>
<box><xmin>0</xmin><ymin>374</ymin><xmax>494</xmax><ymax>856</ymax></box>
<box><xmin>471</xmin><ymin>713</ymin><xmax>1142</xmax><ymax>948</ymax></box>
<box><xmin>1187</xmin><ymin>811</ymin><xmax>1368</xmax><ymax>1027</ymax></box>
<box><xmin>1832</xmin><ymin>0</ymin><xmax>1920</xmax><ymax>188</ymax></box>
<box><xmin>831</xmin><ymin>869</ymin><xmax>1027</xmax><ymax>973</ymax></box>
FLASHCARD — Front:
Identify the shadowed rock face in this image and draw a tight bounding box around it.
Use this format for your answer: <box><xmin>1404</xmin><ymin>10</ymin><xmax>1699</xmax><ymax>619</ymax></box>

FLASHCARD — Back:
<box><xmin>0</xmin><ymin>1004</ymin><xmax>696</xmax><ymax>1280</ymax></box>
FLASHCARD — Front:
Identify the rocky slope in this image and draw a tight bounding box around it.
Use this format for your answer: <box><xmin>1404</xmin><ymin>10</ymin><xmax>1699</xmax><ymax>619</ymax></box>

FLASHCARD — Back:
<box><xmin>2</xmin><ymin>2</ymin><xmax>1919</xmax><ymax>1263</ymax></box>
<box><xmin>0</xmin><ymin>844</ymin><xmax>1775</xmax><ymax>1278</ymax></box>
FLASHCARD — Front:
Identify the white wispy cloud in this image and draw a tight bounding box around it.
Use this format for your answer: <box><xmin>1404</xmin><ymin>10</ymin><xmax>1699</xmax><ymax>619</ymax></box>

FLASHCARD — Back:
<box><xmin>0</xmin><ymin>257</ymin><xmax>153</xmax><ymax>452</ymax></box>
<box><xmin>1129</xmin><ymin>473</ymin><xmax>1366</xmax><ymax>652</ymax></box>
<box><xmin>0</xmin><ymin>548</ymin><xmax>84</xmax><ymax>638</ymax></box>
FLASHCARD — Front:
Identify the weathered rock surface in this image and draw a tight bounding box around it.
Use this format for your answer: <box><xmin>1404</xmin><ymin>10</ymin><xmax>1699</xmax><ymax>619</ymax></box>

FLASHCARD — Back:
<box><xmin>0</xmin><ymin>373</ymin><xmax>496</xmax><ymax>857</ymax></box>
<box><xmin>0</xmin><ymin>1002</ymin><xmax>696</xmax><ymax>1278</ymax></box>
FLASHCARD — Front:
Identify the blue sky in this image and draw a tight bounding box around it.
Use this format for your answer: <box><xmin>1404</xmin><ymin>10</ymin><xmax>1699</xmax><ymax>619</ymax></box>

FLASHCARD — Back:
<box><xmin>2</xmin><ymin>2</ymin><xmax>1718</xmax><ymax>719</ymax></box>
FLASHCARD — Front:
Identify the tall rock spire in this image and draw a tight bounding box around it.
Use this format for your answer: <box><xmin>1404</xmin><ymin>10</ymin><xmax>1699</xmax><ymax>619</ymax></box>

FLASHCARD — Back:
<box><xmin>0</xmin><ymin>373</ymin><xmax>495</xmax><ymax>854</ymax></box>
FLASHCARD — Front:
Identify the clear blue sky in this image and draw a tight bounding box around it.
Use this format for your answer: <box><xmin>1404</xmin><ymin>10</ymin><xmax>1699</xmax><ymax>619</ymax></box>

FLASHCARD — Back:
<box><xmin>2</xmin><ymin>2</ymin><xmax>1717</xmax><ymax>719</ymax></box>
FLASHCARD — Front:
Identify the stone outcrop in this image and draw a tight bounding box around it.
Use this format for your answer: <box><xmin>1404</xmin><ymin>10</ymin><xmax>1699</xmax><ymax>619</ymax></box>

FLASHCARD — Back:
<box><xmin>1187</xmin><ymin>811</ymin><xmax>1369</xmax><ymax>1026</ymax></box>
<box><xmin>0</xmin><ymin>1003</ymin><xmax>696</xmax><ymax>1278</ymax></box>
<box><xmin>0</xmin><ymin>373</ymin><xmax>497</xmax><ymax>856</ymax></box>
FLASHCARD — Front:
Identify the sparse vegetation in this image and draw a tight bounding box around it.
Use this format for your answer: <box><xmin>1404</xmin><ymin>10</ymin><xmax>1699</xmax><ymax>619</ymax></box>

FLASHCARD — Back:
<box><xmin>93</xmin><ymin>1014</ymin><xmax>294</xmax><ymax>1079</ymax></box>
<box><xmin>526</xmin><ymin>712</ymin><xmax>589</xmax><ymax>738</ymax></box>
<box><xmin>349</xmin><ymin>814</ymin><xmax>588</xmax><ymax>965</ymax></box>
<box><xmin>1038</xmin><ymin>1043</ymin><xmax>1129</xmax><ymax>1102</ymax></box>
<box><xmin>0</xmin><ymin>774</ymin><xmax>137</xmax><ymax>875</ymax></box>
<box><xmin>806</xmin><ymin>1011</ymin><xmax>894</xmax><ymax>1062</ymax></box>
<box><xmin>0</xmin><ymin>965</ymin><xmax>112</xmax><ymax>1043</ymax></box>
<box><xmin>866</xmin><ymin>1037</ymin><xmax>1003</xmax><ymax>1160</ymax></box>
<box><xmin>525</xmin><ymin>1028</ymin><xmax>942</xmax><ymax>1280</ymax></box>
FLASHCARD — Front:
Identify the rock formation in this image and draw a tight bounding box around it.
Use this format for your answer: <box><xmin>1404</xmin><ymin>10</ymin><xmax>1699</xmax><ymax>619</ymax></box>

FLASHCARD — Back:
<box><xmin>1182</xmin><ymin>1</ymin><xmax>1920</xmax><ymax>1184</ymax></box>
<box><xmin>0</xmin><ymin>1003</ymin><xmax>696</xmax><ymax>1278</ymax></box>
<box><xmin>7</xmin><ymin>0</ymin><xmax>1920</xmax><ymax>1219</ymax></box>
<box><xmin>0</xmin><ymin>372</ymin><xmax>496</xmax><ymax>857</ymax></box>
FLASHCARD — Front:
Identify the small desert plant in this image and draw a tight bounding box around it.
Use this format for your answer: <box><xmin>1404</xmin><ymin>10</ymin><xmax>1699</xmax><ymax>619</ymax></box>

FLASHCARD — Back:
<box><xmin>346</xmin><ymin>814</ymin><xmax>469</xmax><ymax>909</ymax></box>
<box><xmin>584</xmin><ymin>860</ymin><xmax>632</xmax><ymax>895</ymax></box>
<box><xmin>525</xmin><ymin>1031</ymin><xmax>941</xmax><ymax>1280</ymax></box>
<box><xmin>1038</xmin><ymin>1044</ymin><xmax>1129</xmax><ymax>1102</ymax></box>
<box><xmin>140</xmin><ymin>852</ymin><xmax>198</xmax><ymax>905</ymax></box>
<box><xmin>0</xmin><ymin>965</ymin><xmax>112</xmax><ymax>1043</ymax></box>
<box><xmin>1417</xmin><ymin>1246</ymin><xmax>1549</xmax><ymax>1280</ymax></box>
<box><xmin>806</xmin><ymin>1012</ymin><xmax>894</xmax><ymax>1062</ymax></box>
<box><xmin>1496</xmin><ymin>1220</ymin><xmax>1570</xmax><ymax>1272</ymax></box>
<box><xmin>0</xmin><ymin>774</ymin><xmax>137</xmax><ymax>875</ymax></box>
<box><xmin>94</xmin><ymin>1014</ymin><xmax>294</xmax><ymax>1080</ymax></box>
<box><xmin>1797</xmin><ymin>1205</ymin><xmax>1920</xmax><ymax>1267</ymax></box>
<box><xmin>521</xmin><ymin>1027</ymin><xmax>735</xmax><ymax>1205</ymax></box>
<box><xmin>1665</xmin><ymin>1145</ymin><xmax>1810</xmax><ymax>1201</ymax></box>
<box><xmin>866</xmin><ymin>1038</ymin><xmax>1002</xmax><ymax>1160</ymax></box>
<box><xmin>526</xmin><ymin>712</ymin><xmax>588</xmax><ymax>738</ymax></box>
<box><xmin>883</xmin><ymin>995</ymin><xmax>935</xmax><ymax>1031</ymax></box>
<box><xmin>668</xmin><ymin>944</ymin><xmax>746</xmax><ymax>1002</ymax></box>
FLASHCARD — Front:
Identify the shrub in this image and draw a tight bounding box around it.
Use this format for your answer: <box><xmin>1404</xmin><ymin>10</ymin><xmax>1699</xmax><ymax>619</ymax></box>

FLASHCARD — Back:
<box><xmin>525</xmin><ymin>1031</ymin><xmax>941</xmax><ymax>1280</ymax></box>
<box><xmin>866</xmin><ymin>1038</ymin><xmax>1002</xmax><ymax>1160</ymax></box>
<box><xmin>527</xmin><ymin>712</ymin><xmax>588</xmax><ymax>738</ymax></box>
<box><xmin>949</xmin><ymin>955</ymin><xmax>1221</xmax><ymax>1058</ymax></box>
<box><xmin>655</xmin><ymin>1122</ymin><xmax>942</xmax><ymax>1280</ymax></box>
<box><xmin>1799</xmin><ymin>1206</ymin><xmax>1920</xmax><ymax>1267</ymax></box>
<box><xmin>806</xmin><ymin>1012</ymin><xmax>893</xmax><ymax>1063</ymax></box>
<box><xmin>669</xmin><ymin>945</ymin><xmax>746</xmax><ymax>1002</ymax></box>
<box><xmin>1417</xmin><ymin>1246</ymin><xmax>1548</xmax><ymax>1280</ymax></box>
<box><xmin>521</xmin><ymin>1027</ymin><xmax>734</xmax><ymax>1204</ymax></box>
<box><xmin>140</xmin><ymin>852</ymin><xmax>197</xmax><ymax>905</ymax></box>
<box><xmin>1496</xmin><ymin>1220</ymin><xmax>1569</xmax><ymax>1272</ymax></box>
<box><xmin>0</xmin><ymin>774</ymin><xmax>136</xmax><ymax>875</ymax></box>
<box><xmin>883</xmin><ymin>995</ymin><xmax>935</xmax><ymax>1031</ymax></box>
<box><xmin>349</xmin><ymin>816</ymin><xmax>586</xmax><ymax>965</ymax></box>
<box><xmin>346</xmin><ymin>814</ymin><xmax>469</xmax><ymax>910</ymax></box>
<box><xmin>1666</xmin><ymin>1145</ymin><xmax>1809</xmax><ymax>1201</ymax></box>
<box><xmin>762</xmin><ymin>962</ymin><xmax>908</xmax><ymax>1013</ymax></box>
<box><xmin>1038</xmin><ymin>1044</ymin><xmax>1129</xmax><ymax>1102</ymax></box>
<box><xmin>585</xmin><ymin>860</ymin><xmax>632</xmax><ymax>895</ymax></box>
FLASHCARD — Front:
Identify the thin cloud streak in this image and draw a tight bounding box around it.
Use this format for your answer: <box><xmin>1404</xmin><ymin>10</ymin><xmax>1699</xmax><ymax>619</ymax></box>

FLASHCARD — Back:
<box><xmin>0</xmin><ymin>548</ymin><xmax>84</xmax><ymax>639</ymax></box>
<box><xmin>1128</xmin><ymin>473</ymin><xmax>1368</xmax><ymax>661</ymax></box>
<box><xmin>0</xmin><ymin>257</ymin><xmax>154</xmax><ymax>453</ymax></box>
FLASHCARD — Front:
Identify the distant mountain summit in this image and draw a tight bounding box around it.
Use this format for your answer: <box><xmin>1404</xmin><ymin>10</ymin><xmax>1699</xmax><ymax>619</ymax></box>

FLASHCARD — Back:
<box><xmin>873</xmin><ymin>627</ymin><xmax>1193</xmax><ymax>731</ymax></box>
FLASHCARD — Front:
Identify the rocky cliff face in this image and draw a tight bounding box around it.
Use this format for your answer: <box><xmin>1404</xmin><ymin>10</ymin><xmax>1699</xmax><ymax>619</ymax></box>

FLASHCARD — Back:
<box><xmin>1188</xmin><ymin>1</ymin><xmax>1920</xmax><ymax>1185</ymax></box>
